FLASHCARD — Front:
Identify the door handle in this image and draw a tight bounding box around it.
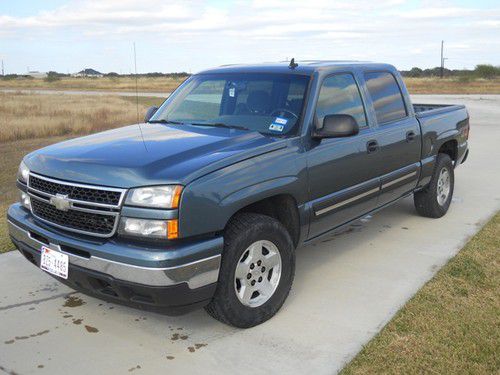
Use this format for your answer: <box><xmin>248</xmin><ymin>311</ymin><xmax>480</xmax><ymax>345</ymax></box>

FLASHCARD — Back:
<box><xmin>406</xmin><ymin>131</ymin><xmax>417</xmax><ymax>142</ymax></box>
<box><xmin>366</xmin><ymin>140</ymin><xmax>379</xmax><ymax>153</ymax></box>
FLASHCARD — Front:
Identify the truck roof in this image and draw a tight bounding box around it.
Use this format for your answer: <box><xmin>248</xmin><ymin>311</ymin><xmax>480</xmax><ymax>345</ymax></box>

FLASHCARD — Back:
<box><xmin>198</xmin><ymin>61</ymin><xmax>397</xmax><ymax>76</ymax></box>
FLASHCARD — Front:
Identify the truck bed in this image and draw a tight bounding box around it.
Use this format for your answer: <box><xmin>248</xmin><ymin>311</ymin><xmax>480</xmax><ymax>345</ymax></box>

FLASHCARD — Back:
<box><xmin>413</xmin><ymin>103</ymin><xmax>466</xmax><ymax>118</ymax></box>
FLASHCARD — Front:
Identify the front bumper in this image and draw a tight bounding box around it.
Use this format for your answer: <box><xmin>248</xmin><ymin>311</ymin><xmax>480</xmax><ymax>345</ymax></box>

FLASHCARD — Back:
<box><xmin>8</xmin><ymin>203</ymin><xmax>223</xmax><ymax>314</ymax></box>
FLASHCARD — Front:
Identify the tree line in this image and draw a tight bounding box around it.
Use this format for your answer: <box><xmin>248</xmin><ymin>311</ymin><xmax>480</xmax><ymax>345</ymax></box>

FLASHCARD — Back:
<box><xmin>2</xmin><ymin>65</ymin><xmax>499</xmax><ymax>80</ymax></box>
<box><xmin>401</xmin><ymin>65</ymin><xmax>500</xmax><ymax>79</ymax></box>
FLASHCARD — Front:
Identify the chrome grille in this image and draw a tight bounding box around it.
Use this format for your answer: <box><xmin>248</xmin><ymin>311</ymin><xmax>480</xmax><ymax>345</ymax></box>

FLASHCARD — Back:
<box><xmin>27</xmin><ymin>173</ymin><xmax>125</xmax><ymax>237</ymax></box>
<box><xmin>31</xmin><ymin>199</ymin><xmax>117</xmax><ymax>235</ymax></box>
<box><xmin>29</xmin><ymin>174</ymin><xmax>122</xmax><ymax>206</ymax></box>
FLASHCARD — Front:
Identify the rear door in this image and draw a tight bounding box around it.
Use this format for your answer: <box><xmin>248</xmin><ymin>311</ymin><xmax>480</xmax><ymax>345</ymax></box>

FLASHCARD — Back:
<box><xmin>307</xmin><ymin>73</ymin><xmax>380</xmax><ymax>239</ymax></box>
<box><xmin>362</xmin><ymin>71</ymin><xmax>421</xmax><ymax>206</ymax></box>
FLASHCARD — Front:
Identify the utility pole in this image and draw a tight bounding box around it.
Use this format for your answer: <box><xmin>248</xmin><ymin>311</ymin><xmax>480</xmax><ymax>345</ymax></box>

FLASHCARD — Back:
<box><xmin>1</xmin><ymin>60</ymin><xmax>4</xmax><ymax>76</ymax></box>
<box><xmin>440</xmin><ymin>40</ymin><xmax>445</xmax><ymax>78</ymax></box>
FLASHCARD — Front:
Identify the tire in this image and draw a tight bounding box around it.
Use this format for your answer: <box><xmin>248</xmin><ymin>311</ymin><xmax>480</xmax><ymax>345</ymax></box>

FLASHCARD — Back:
<box><xmin>414</xmin><ymin>153</ymin><xmax>454</xmax><ymax>218</ymax></box>
<box><xmin>205</xmin><ymin>213</ymin><xmax>295</xmax><ymax>328</ymax></box>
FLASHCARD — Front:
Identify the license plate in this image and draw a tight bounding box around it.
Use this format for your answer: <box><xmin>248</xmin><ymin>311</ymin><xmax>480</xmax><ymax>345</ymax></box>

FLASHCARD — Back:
<box><xmin>40</xmin><ymin>246</ymin><xmax>69</xmax><ymax>279</ymax></box>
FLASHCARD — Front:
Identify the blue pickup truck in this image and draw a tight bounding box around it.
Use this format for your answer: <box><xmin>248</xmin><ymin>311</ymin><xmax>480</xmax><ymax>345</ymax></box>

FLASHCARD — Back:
<box><xmin>8</xmin><ymin>61</ymin><xmax>469</xmax><ymax>327</ymax></box>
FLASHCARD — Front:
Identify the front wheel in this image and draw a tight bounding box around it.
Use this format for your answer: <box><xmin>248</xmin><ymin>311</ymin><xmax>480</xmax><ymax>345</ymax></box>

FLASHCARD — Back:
<box><xmin>205</xmin><ymin>213</ymin><xmax>295</xmax><ymax>328</ymax></box>
<box><xmin>414</xmin><ymin>153</ymin><xmax>455</xmax><ymax>218</ymax></box>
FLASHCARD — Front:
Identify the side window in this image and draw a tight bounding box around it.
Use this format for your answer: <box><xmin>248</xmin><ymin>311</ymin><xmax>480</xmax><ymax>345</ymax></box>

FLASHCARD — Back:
<box><xmin>364</xmin><ymin>72</ymin><xmax>407</xmax><ymax>124</ymax></box>
<box><xmin>315</xmin><ymin>74</ymin><xmax>367</xmax><ymax>128</ymax></box>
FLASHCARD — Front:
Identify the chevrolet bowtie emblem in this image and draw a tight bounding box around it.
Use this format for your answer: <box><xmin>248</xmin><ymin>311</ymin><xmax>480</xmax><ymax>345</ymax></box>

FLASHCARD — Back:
<box><xmin>50</xmin><ymin>194</ymin><xmax>71</xmax><ymax>211</ymax></box>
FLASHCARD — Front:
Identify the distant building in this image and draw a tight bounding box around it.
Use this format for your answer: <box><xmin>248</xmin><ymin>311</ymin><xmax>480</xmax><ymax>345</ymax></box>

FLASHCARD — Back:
<box><xmin>27</xmin><ymin>71</ymin><xmax>48</xmax><ymax>78</ymax></box>
<box><xmin>72</xmin><ymin>68</ymin><xmax>103</xmax><ymax>78</ymax></box>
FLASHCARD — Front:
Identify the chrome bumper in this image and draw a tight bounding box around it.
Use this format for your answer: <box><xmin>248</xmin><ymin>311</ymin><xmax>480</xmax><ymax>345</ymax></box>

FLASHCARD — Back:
<box><xmin>8</xmin><ymin>220</ymin><xmax>221</xmax><ymax>289</ymax></box>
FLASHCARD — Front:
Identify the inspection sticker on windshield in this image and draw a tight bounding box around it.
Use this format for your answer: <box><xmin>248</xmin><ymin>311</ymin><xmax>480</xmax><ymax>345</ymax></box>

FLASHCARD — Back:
<box><xmin>269</xmin><ymin>123</ymin><xmax>284</xmax><ymax>132</ymax></box>
<box><xmin>40</xmin><ymin>246</ymin><xmax>69</xmax><ymax>279</ymax></box>
<box><xmin>229</xmin><ymin>87</ymin><xmax>235</xmax><ymax>97</ymax></box>
<box><xmin>274</xmin><ymin>117</ymin><xmax>288</xmax><ymax>125</ymax></box>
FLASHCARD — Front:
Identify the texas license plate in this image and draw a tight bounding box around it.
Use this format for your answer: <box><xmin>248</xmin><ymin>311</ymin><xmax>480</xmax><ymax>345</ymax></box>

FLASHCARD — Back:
<box><xmin>40</xmin><ymin>246</ymin><xmax>69</xmax><ymax>279</ymax></box>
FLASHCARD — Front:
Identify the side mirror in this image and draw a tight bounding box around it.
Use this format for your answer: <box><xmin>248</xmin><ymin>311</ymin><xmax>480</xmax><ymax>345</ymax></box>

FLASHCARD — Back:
<box><xmin>313</xmin><ymin>114</ymin><xmax>359</xmax><ymax>138</ymax></box>
<box><xmin>144</xmin><ymin>106</ymin><xmax>159</xmax><ymax>123</ymax></box>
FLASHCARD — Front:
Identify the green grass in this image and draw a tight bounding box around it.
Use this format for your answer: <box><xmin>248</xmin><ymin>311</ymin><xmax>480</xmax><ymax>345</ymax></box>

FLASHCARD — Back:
<box><xmin>341</xmin><ymin>213</ymin><xmax>500</xmax><ymax>375</ymax></box>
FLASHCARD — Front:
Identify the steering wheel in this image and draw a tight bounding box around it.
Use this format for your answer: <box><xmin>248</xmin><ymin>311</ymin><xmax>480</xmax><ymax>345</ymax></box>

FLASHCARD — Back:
<box><xmin>270</xmin><ymin>108</ymin><xmax>298</xmax><ymax>120</ymax></box>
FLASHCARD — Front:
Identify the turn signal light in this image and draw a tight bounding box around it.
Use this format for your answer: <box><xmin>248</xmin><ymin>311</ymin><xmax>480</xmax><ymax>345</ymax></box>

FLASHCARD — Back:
<box><xmin>167</xmin><ymin>219</ymin><xmax>179</xmax><ymax>240</ymax></box>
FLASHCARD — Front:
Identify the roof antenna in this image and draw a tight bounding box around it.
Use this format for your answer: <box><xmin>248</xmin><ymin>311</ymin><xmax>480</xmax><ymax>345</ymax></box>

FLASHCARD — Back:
<box><xmin>289</xmin><ymin>58</ymin><xmax>298</xmax><ymax>69</ymax></box>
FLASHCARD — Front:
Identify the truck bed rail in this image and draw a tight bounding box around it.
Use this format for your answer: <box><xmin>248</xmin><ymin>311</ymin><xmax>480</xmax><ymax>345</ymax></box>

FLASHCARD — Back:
<box><xmin>414</xmin><ymin>104</ymin><xmax>466</xmax><ymax>118</ymax></box>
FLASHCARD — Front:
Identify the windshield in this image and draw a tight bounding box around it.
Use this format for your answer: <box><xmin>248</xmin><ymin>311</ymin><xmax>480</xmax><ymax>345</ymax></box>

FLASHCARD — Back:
<box><xmin>150</xmin><ymin>73</ymin><xmax>310</xmax><ymax>136</ymax></box>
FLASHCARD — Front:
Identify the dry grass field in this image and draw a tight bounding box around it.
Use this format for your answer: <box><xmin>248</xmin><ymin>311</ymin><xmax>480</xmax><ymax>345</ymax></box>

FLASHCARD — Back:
<box><xmin>0</xmin><ymin>76</ymin><xmax>185</xmax><ymax>92</ymax></box>
<box><xmin>404</xmin><ymin>77</ymin><xmax>500</xmax><ymax>94</ymax></box>
<box><xmin>0</xmin><ymin>92</ymin><xmax>163</xmax><ymax>142</ymax></box>
<box><xmin>0</xmin><ymin>93</ymin><xmax>163</xmax><ymax>252</ymax></box>
<box><xmin>1</xmin><ymin>76</ymin><xmax>500</xmax><ymax>94</ymax></box>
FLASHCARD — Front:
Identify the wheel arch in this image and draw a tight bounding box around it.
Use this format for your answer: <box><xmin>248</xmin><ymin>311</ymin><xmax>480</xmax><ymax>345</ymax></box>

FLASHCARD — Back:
<box><xmin>226</xmin><ymin>193</ymin><xmax>301</xmax><ymax>248</ymax></box>
<box><xmin>437</xmin><ymin>139</ymin><xmax>458</xmax><ymax>161</ymax></box>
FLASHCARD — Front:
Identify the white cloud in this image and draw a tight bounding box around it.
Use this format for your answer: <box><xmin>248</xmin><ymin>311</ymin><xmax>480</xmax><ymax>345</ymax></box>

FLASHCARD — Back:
<box><xmin>1</xmin><ymin>0</ymin><xmax>499</xmax><ymax>72</ymax></box>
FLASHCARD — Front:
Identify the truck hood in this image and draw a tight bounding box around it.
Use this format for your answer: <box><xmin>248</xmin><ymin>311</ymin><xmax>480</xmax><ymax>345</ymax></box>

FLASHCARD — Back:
<box><xmin>25</xmin><ymin>123</ymin><xmax>286</xmax><ymax>188</ymax></box>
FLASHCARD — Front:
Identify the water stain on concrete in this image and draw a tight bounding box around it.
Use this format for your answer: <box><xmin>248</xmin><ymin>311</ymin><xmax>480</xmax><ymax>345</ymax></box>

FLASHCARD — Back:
<box><xmin>72</xmin><ymin>319</ymin><xmax>83</xmax><ymax>325</ymax></box>
<box><xmin>172</xmin><ymin>333</ymin><xmax>188</xmax><ymax>341</ymax></box>
<box><xmin>63</xmin><ymin>314</ymin><xmax>73</xmax><ymax>318</ymax></box>
<box><xmin>188</xmin><ymin>343</ymin><xmax>207</xmax><ymax>353</ymax></box>
<box><xmin>63</xmin><ymin>296</ymin><xmax>85</xmax><ymax>308</ymax></box>
<box><xmin>4</xmin><ymin>330</ymin><xmax>50</xmax><ymax>344</ymax></box>
<box><xmin>128</xmin><ymin>365</ymin><xmax>141</xmax><ymax>372</ymax></box>
<box><xmin>168</xmin><ymin>326</ymin><xmax>183</xmax><ymax>332</ymax></box>
<box><xmin>37</xmin><ymin>365</ymin><xmax>44</xmax><ymax>369</ymax></box>
<box><xmin>0</xmin><ymin>365</ymin><xmax>19</xmax><ymax>375</ymax></box>
<box><xmin>84</xmin><ymin>325</ymin><xmax>99</xmax><ymax>333</ymax></box>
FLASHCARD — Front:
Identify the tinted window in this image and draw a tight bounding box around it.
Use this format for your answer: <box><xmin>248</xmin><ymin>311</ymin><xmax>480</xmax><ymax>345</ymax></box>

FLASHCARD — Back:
<box><xmin>364</xmin><ymin>72</ymin><xmax>407</xmax><ymax>124</ymax></box>
<box><xmin>315</xmin><ymin>74</ymin><xmax>367</xmax><ymax>128</ymax></box>
<box><xmin>152</xmin><ymin>73</ymin><xmax>309</xmax><ymax>136</ymax></box>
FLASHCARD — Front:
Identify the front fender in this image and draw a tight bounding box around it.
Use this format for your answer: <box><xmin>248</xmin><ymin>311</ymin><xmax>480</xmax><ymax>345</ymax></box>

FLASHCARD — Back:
<box><xmin>178</xmin><ymin>145</ymin><xmax>307</xmax><ymax>238</ymax></box>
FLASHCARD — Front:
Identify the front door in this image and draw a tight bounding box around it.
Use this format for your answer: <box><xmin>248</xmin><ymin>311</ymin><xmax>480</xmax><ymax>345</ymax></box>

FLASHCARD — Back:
<box><xmin>307</xmin><ymin>73</ymin><xmax>380</xmax><ymax>239</ymax></box>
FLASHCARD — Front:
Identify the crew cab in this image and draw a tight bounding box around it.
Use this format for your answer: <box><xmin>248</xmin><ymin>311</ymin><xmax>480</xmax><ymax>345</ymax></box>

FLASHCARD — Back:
<box><xmin>8</xmin><ymin>61</ymin><xmax>469</xmax><ymax>327</ymax></box>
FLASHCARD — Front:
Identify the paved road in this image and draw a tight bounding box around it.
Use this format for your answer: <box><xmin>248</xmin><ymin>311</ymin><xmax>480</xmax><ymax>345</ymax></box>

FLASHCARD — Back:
<box><xmin>1</xmin><ymin>95</ymin><xmax>499</xmax><ymax>374</ymax></box>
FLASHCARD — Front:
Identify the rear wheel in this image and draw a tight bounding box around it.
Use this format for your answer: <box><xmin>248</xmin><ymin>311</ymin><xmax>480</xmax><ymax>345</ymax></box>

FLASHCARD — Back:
<box><xmin>205</xmin><ymin>213</ymin><xmax>295</xmax><ymax>328</ymax></box>
<box><xmin>414</xmin><ymin>153</ymin><xmax>454</xmax><ymax>218</ymax></box>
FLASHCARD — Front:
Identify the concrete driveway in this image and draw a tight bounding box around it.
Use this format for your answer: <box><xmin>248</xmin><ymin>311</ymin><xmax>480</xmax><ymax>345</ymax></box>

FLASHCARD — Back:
<box><xmin>1</xmin><ymin>95</ymin><xmax>499</xmax><ymax>375</ymax></box>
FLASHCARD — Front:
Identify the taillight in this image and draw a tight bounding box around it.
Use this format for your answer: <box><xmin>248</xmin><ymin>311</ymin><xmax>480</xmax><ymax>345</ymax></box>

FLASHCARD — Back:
<box><xmin>463</xmin><ymin>122</ymin><xmax>470</xmax><ymax>139</ymax></box>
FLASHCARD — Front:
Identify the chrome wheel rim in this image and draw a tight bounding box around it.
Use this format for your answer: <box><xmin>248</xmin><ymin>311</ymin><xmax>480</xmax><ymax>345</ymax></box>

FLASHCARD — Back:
<box><xmin>436</xmin><ymin>167</ymin><xmax>451</xmax><ymax>206</ymax></box>
<box><xmin>234</xmin><ymin>240</ymin><xmax>282</xmax><ymax>308</ymax></box>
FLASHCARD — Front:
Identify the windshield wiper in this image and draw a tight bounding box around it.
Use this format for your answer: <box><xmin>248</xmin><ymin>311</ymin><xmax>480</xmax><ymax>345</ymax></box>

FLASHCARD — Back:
<box><xmin>148</xmin><ymin>119</ymin><xmax>184</xmax><ymax>125</ymax></box>
<box><xmin>189</xmin><ymin>122</ymin><xmax>250</xmax><ymax>131</ymax></box>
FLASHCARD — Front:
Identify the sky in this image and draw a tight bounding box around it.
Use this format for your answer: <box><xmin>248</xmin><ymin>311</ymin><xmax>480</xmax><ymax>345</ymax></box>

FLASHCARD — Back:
<box><xmin>0</xmin><ymin>0</ymin><xmax>499</xmax><ymax>74</ymax></box>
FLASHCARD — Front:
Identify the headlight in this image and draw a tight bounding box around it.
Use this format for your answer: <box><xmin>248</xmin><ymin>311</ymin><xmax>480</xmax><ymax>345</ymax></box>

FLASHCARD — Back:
<box><xmin>118</xmin><ymin>218</ymin><xmax>178</xmax><ymax>239</ymax></box>
<box><xmin>125</xmin><ymin>185</ymin><xmax>183</xmax><ymax>209</ymax></box>
<box><xmin>17</xmin><ymin>161</ymin><xmax>30</xmax><ymax>183</ymax></box>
